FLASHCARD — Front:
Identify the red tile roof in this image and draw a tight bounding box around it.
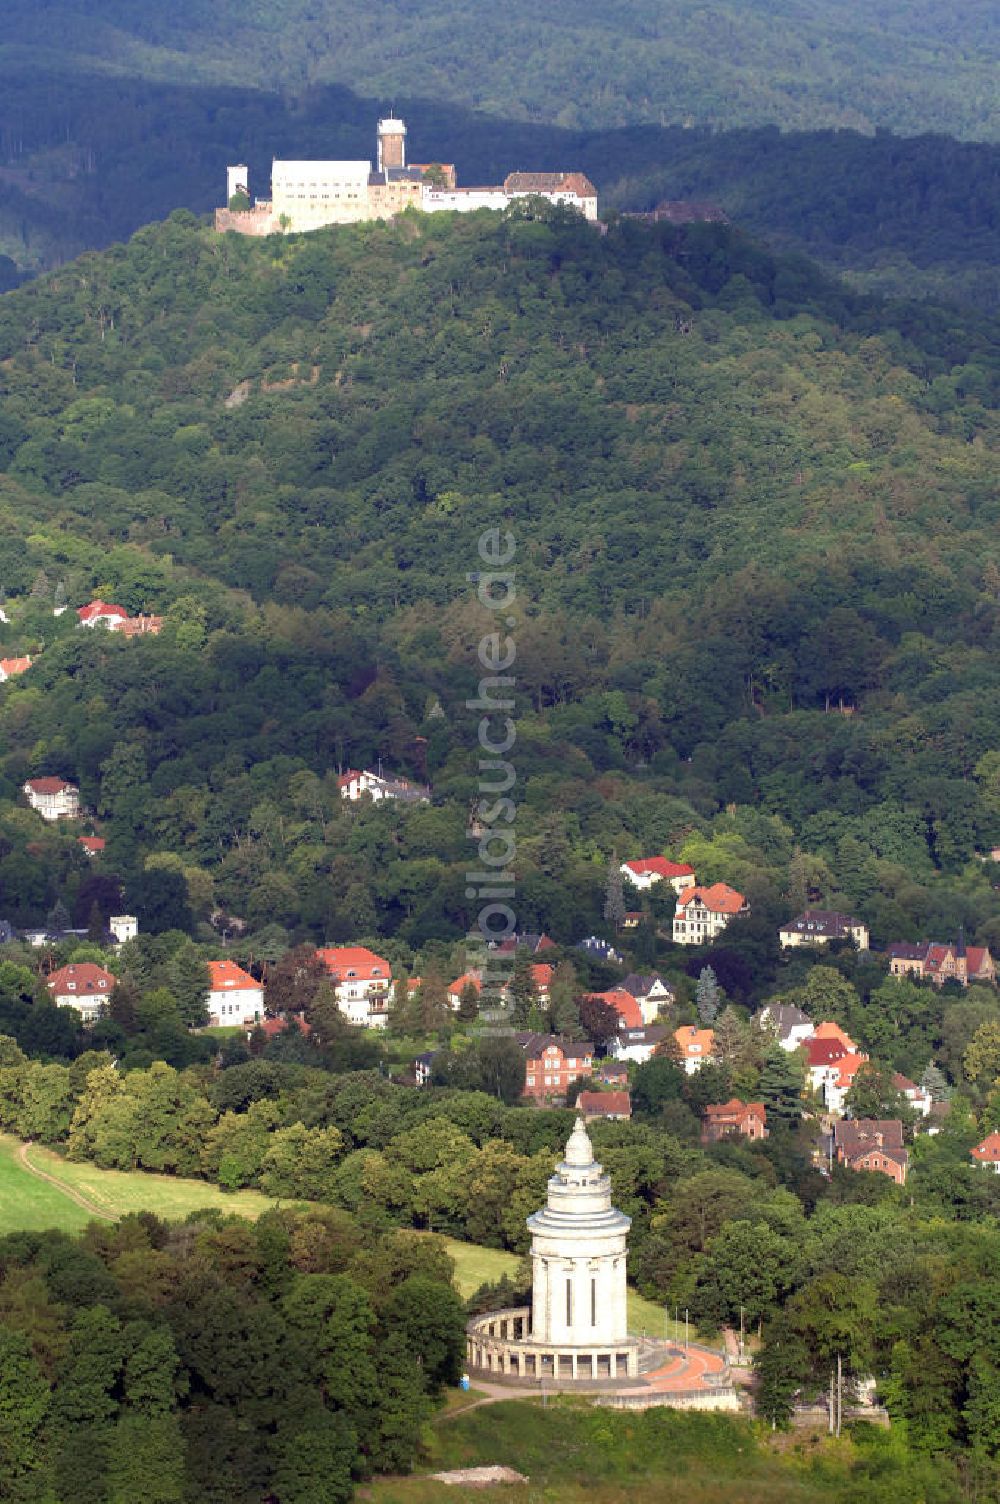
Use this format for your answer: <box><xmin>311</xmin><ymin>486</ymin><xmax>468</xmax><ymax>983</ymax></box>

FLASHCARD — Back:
<box><xmin>971</xmin><ymin>1131</ymin><xmax>1000</xmax><ymax>1164</ymax></box>
<box><xmin>704</xmin><ymin>1097</ymin><xmax>766</xmax><ymax>1123</ymax></box>
<box><xmin>77</xmin><ymin>835</ymin><xmax>106</xmax><ymax>853</ymax></box>
<box><xmin>577</xmin><ymin>1090</ymin><xmax>631</xmax><ymax>1118</ymax></box>
<box><xmin>77</xmin><ymin>600</ymin><xmax>128</xmax><ymax>624</ymax></box>
<box><xmin>0</xmin><ymin>656</ymin><xmax>31</xmax><ymax>677</ymax></box>
<box><xmin>25</xmin><ymin>777</ymin><xmax>75</xmax><ymax>795</ymax></box>
<box><xmin>47</xmin><ymin>962</ymin><xmax>115</xmax><ymax>997</ymax></box>
<box><xmin>259</xmin><ymin>1015</ymin><xmax>311</xmax><ymax>1038</ymax></box>
<box><xmin>813</xmin><ymin>1020</ymin><xmax>857</xmax><ymax>1051</ymax></box>
<box><xmin>677</xmin><ymin>882</ymin><xmax>746</xmax><ymax>914</ymax></box>
<box><xmin>590</xmin><ymin>988</ymin><xmax>643</xmax><ymax>1029</ymax></box>
<box><xmin>832</xmin><ymin>1051</ymin><xmax>869</xmax><ymax>1089</ymax></box>
<box><xmin>623</xmin><ymin>857</ymin><xmax>695</xmax><ymax>880</ymax></box>
<box><xmin>674</xmin><ymin>1025</ymin><xmax>715</xmax><ymax>1058</ymax></box>
<box><xmin>448</xmin><ymin>971</ymin><xmax>481</xmax><ymax>997</ymax></box>
<box><xmin>802</xmin><ymin>1037</ymin><xmax>848</xmax><ymax>1067</ymax></box>
<box><xmin>208</xmin><ymin>960</ymin><xmax>261</xmax><ymax>992</ymax></box>
<box><xmin>531</xmin><ymin>963</ymin><xmax>554</xmax><ymax>989</ymax></box>
<box><xmin>317</xmin><ymin>946</ymin><xmax>391</xmax><ymax>983</ymax></box>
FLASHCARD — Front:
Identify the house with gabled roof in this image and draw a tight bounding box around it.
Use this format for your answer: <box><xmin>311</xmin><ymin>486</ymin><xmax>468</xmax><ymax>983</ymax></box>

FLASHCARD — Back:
<box><xmin>47</xmin><ymin>962</ymin><xmax>115</xmax><ymax>1025</ymax></box>
<box><xmin>672</xmin><ymin>884</ymin><xmax>748</xmax><ymax>945</ymax></box>
<box><xmin>317</xmin><ymin>945</ymin><xmax>392</xmax><ymax>1028</ymax></box>
<box><xmin>754</xmin><ymin>1002</ymin><xmax>814</xmax><ymax>1052</ymax></box>
<box><xmin>833</xmin><ymin>1119</ymin><xmax>908</xmax><ymax>1184</ymax></box>
<box><xmin>207</xmin><ymin>959</ymin><xmax>264</xmax><ymax>1028</ymax></box>
<box><xmin>0</xmin><ymin>656</ymin><xmax>31</xmax><ymax>682</ymax></box>
<box><xmin>888</xmin><ymin>939</ymin><xmax>995</xmax><ymax>987</ymax></box>
<box><xmin>447</xmin><ymin>971</ymin><xmax>482</xmax><ymax>1010</ymax></box>
<box><xmin>971</xmin><ymin>1131</ymin><xmax>1000</xmax><ymax>1172</ymax></box>
<box><xmin>336</xmin><ymin>768</ymin><xmax>430</xmax><ymax>804</ymax></box>
<box><xmin>517</xmin><ymin>1033</ymin><xmax>594</xmax><ymax>1103</ymax></box>
<box><xmin>23</xmin><ymin>777</ymin><xmax>80</xmax><ymax>821</ymax></box>
<box><xmin>587</xmin><ymin>988</ymin><xmax>643</xmax><ymax>1030</ymax></box>
<box><xmin>779</xmin><ymin>910</ymin><xmax>869</xmax><ymax>951</ymax></box>
<box><xmin>610</xmin><ymin>1024</ymin><xmax>670</xmax><ymax>1064</ymax></box>
<box><xmin>674</xmin><ymin>1025</ymin><xmax>716</xmax><ymax>1074</ymax></box>
<box><xmin>577</xmin><ymin>1090</ymin><xmax>631</xmax><ymax>1122</ymax></box>
<box><xmin>621</xmin><ymin>857</ymin><xmax>695</xmax><ymax>894</ymax></box>
<box><xmin>77</xmin><ymin>600</ymin><xmax>128</xmax><ymax>628</ymax></box>
<box><xmin>78</xmin><ymin>834</ymin><xmax>106</xmax><ymax>857</ymax></box>
<box><xmin>621</xmin><ymin>973</ymin><xmax>674</xmax><ymax>1024</ymax></box>
<box><xmin>701</xmin><ymin>1099</ymin><xmax>767</xmax><ymax>1144</ymax></box>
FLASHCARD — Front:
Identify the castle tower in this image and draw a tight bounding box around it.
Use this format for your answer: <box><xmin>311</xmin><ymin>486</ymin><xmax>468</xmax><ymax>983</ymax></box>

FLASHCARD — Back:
<box><xmin>226</xmin><ymin>165</ymin><xmax>249</xmax><ymax>203</ymax></box>
<box><xmin>377</xmin><ymin>116</ymin><xmax>407</xmax><ymax>173</ymax></box>
<box><xmin>527</xmin><ymin>1117</ymin><xmax>631</xmax><ymax>1348</ymax></box>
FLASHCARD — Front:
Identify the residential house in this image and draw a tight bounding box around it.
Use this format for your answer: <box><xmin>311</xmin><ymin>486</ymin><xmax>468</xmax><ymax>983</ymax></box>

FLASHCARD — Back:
<box><xmin>610</xmin><ymin>1024</ymin><xmax>669</xmax><ymax>1064</ymax></box>
<box><xmin>447</xmin><ymin>971</ymin><xmax>481</xmax><ymax>1011</ymax></box>
<box><xmin>577</xmin><ymin>1090</ymin><xmax>632</xmax><ymax>1122</ymax></box>
<box><xmin>621</xmin><ymin>857</ymin><xmax>696</xmax><ymax>894</ymax></box>
<box><xmin>893</xmin><ymin>1072</ymin><xmax>932</xmax><ymax>1117</ymax></box>
<box><xmin>517</xmin><ymin>1034</ymin><xmax>594</xmax><ymax>1102</ymax></box>
<box><xmin>77</xmin><ymin>835</ymin><xmax>106</xmax><ymax>857</ymax></box>
<box><xmin>254</xmin><ymin>1015</ymin><xmax>311</xmax><ymax>1042</ymax></box>
<box><xmin>622</xmin><ymin>911</ymin><xmax>643</xmax><ymax>929</ymax></box>
<box><xmin>674</xmin><ymin>1025</ymin><xmax>716</xmax><ymax>1074</ymax></box>
<box><xmin>887</xmin><ymin>940</ymin><xmax>995</xmax><ymax>987</ymax></box>
<box><xmin>47</xmin><ymin>962</ymin><xmax>115</xmax><ymax>1025</ymax></box>
<box><xmin>77</xmin><ymin>600</ymin><xmax>129</xmax><ymax>628</ymax></box>
<box><xmin>576</xmin><ymin>936</ymin><xmax>624</xmax><ymax>965</ymax></box>
<box><xmin>108</xmin><ymin>915</ymin><xmax>138</xmax><ymax>945</ymax></box>
<box><xmin>824</xmin><ymin>1051</ymin><xmax>869</xmax><ymax>1114</ymax></box>
<box><xmin>207</xmin><ymin>960</ymin><xmax>264</xmax><ymax>1028</ymax></box>
<box><xmin>587</xmin><ymin>988</ymin><xmax>643</xmax><ymax>1030</ymax></box>
<box><xmin>970</xmin><ymin>1131</ymin><xmax>1000</xmax><ymax>1172</ymax></box>
<box><xmin>0</xmin><ymin>656</ymin><xmax>31</xmax><ymax>682</ymax></box>
<box><xmin>833</xmin><ymin>1119</ymin><xmax>908</xmax><ymax>1185</ymax></box>
<box><xmin>414</xmin><ymin>1050</ymin><xmax>437</xmax><ymax>1087</ymax></box>
<box><xmin>596</xmin><ymin>1059</ymin><xmax>629</xmax><ymax>1086</ymax></box>
<box><xmin>801</xmin><ymin>1036</ymin><xmax>851</xmax><ymax>1100</ymax></box>
<box><xmin>317</xmin><ymin>945</ymin><xmax>393</xmax><ymax>1027</ymax></box>
<box><xmin>336</xmin><ymin>768</ymin><xmax>430</xmax><ymax>804</ymax></box>
<box><xmin>672</xmin><ymin>884</ymin><xmax>748</xmax><ymax>945</ymax></box>
<box><xmin>23</xmin><ymin>778</ymin><xmax>80</xmax><ymax>821</ymax></box>
<box><xmin>621</xmin><ymin>973</ymin><xmax>674</xmax><ymax>1025</ymax></box>
<box><xmin>812</xmin><ymin>1020</ymin><xmax>857</xmax><ymax>1052</ymax></box>
<box><xmin>531</xmin><ymin>963</ymin><xmax>554</xmax><ymax>1004</ymax></box>
<box><xmin>701</xmin><ymin>1099</ymin><xmax>768</xmax><ymax>1144</ymax></box>
<box><xmin>495</xmin><ymin>933</ymin><xmax>557</xmax><ymax>956</ymax></box>
<box><xmin>753</xmin><ymin>1002</ymin><xmax>815</xmax><ymax>1052</ymax></box>
<box><xmin>115</xmin><ymin>614</ymin><xmax>163</xmax><ymax>637</ymax></box>
<box><xmin>779</xmin><ymin>910</ymin><xmax>870</xmax><ymax>951</ymax></box>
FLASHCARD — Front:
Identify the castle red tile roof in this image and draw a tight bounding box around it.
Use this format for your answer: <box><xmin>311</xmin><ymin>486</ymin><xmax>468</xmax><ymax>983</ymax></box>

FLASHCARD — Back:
<box><xmin>504</xmin><ymin>170</ymin><xmax>597</xmax><ymax>197</ymax></box>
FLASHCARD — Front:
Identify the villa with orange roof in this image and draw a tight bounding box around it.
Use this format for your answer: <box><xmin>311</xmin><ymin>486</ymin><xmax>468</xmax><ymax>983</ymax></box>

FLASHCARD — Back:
<box><xmin>621</xmin><ymin>857</ymin><xmax>696</xmax><ymax>894</ymax></box>
<box><xmin>318</xmin><ymin>945</ymin><xmax>392</xmax><ymax>1027</ymax></box>
<box><xmin>674</xmin><ymin>1025</ymin><xmax>716</xmax><ymax>1074</ymax></box>
<box><xmin>207</xmin><ymin>960</ymin><xmax>264</xmax><ymax>1028</ymax></box>
<box><xmin>971</xmin><ymin>1131</ymin><xmax>1000</xmax><ymax>1172</ymax></box>
<box><xmin>672</xmin><ymin>883</ymin><xmax>748</xmax><ymax>945</ymax></box>
<box><xmin>0</xmin><ymin>656</ymin><xmax>31</xmax><ymax>682</ymax></box>
<box><xmin>23</xmin><ymin>777</ymin><xmax>80</xmax><ymax>821</ymax></box>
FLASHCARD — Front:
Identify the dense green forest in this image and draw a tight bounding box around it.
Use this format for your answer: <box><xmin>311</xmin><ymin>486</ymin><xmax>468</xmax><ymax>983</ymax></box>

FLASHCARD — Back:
<box><xmin>0</xmin><ymin>206</ymin><xmax>997</xmax><ymax>973</ymax></box>
<box><xmin>0</xmin><ymin>66</ymin><xmax>996</xmax><ymax>312</ymax></box>
<box><xmin>2</xmin><ymin>0</ymin><xmax>997</xmax><ymax>138</ymax></box>
<box><xmin>0</xmin><ymin>1199</ymin><xmax>466</xmax><ymax>1503</ymax></box>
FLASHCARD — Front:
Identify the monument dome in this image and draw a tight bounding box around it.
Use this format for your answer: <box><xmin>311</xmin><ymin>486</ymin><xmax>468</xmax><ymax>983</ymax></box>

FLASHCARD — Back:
<box><xmin>466</xmin><ymin>1117</ymin><xmax>639</xmax><ymax>1381</ymax></box>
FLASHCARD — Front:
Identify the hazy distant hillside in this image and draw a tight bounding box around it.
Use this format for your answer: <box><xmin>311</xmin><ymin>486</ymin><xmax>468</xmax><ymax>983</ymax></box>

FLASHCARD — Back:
<box><xmin>2</xmin><ymin>0</ymin><xmax>998</xmax><ymax>139</ymax></box>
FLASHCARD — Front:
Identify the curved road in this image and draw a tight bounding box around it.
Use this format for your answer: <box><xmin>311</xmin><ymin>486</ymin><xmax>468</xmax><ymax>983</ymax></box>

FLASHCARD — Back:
<box><xmin>18</xmin><ymin>1141</ymin><xmax>116</xmax><ymax>1220</ymax></box>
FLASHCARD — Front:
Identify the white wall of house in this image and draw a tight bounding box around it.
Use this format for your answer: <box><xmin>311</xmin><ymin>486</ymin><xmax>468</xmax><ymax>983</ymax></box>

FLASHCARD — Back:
<box><xmin>207</xmin><ymin>984</ymin><xmax>263</xmax><ymax>1027</ymax></box>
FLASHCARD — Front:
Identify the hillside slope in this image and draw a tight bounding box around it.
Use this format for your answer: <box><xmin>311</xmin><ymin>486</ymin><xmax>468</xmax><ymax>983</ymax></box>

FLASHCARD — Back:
<box><xmin>0</xmin><ymin>211</ymin><xmax>996</xmax><ymax>963</ymax></box>
<box><xmin>1</xmin><ymin>0</ymin><xmax>997</xmax><ymax>138</ymax></box>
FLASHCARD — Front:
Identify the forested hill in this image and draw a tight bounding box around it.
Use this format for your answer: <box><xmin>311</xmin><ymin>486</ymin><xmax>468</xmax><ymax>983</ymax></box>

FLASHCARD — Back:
<box><xmin>0</xmin><ymin>69</ymin><xmax>997</xmax><ymax>317</ymax></box>
<box><xmin>2</xmin><ymin>0</ymin><xmax>997</xmax><ymax>139</ymax></box>
<box><xmin>0</xmin><ymin>208</ymin><xmax>997</xmax><ymax>962</ymax></box>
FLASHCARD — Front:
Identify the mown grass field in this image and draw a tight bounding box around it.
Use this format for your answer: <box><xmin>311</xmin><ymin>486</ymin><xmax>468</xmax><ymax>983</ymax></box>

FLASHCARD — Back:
<box><xmin>362</xmin><ymin>1400</ymin><xmax>953</xmax><ymax>1504</ymax></box>
<box><xmin>0</xmin><ymin>1134</ymin><xmax>292</xmax><ymax>1234</ymax></box>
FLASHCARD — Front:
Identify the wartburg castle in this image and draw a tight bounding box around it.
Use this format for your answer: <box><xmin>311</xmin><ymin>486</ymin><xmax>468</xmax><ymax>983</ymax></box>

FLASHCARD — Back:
<box><xmin>216</xmin><ymin>115</ymin><xmax>598</xmax><ymax>235</ymax></box>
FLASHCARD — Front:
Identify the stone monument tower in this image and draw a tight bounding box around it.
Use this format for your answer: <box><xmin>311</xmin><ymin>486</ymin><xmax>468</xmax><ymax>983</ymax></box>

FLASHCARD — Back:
<box><xmin>466</xmin><ymin>1117</ymin><xmax>639</xmax><ymax>1380</ymax></box>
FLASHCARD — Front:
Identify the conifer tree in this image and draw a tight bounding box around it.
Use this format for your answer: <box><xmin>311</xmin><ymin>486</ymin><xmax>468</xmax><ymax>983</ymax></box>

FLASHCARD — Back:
<box><xmin>696</xmin><ymin>965</ymin><xmax>721</xmax><ymax>1026</ymax></box>
<box><xmin>507</xmin><ymin>949</ymin><xmax>535</xmax><ymax>1027</ymax></box>
<box><xmin>603</xmin><ymin>859</ymin><xmax>626</xmax><ymax>930</ymax></box>
<box><xmin>920</xmin><ymin>1060</ymin><xmax>951</xmax><ymax>1102</ymax></box>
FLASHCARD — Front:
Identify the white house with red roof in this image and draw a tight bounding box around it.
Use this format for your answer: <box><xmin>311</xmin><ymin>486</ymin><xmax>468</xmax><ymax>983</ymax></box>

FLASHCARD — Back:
<box><xmin>674</xmin><ymin>1025</ymin><xmax>716</xmax><ymax>1074</ymax></box>
<box><xmin>447</xmin><ymin>971</ymin><xmax>482</xmax><ymax>1010</ymax></box>
<box><xmin>621</xmin><ymin>973</ymin><xmax>674</xmax><ymax>1024</ymax></box>
<box><xmin>893</xmin><ymin>1072</ymin><xmax>932</xmax><ymax>1118</ymax></box>
<box><xmin>78</xmin><ymin>835</ymin><xmax>106</xmax><ymax>857</ymax></box>
<box><xmin>971</xmin><ymin>1131</ymin><xmax>1000</xmax><ymax>1172</ymax></box>
<box><xmin>531</xmin><ymin>963</ymin><xmax>554</xmax><ymax>1003</ymax></box>
<box><xmin>336</xmin><ymin>768</ymin><xmax>430</xmax><ymax>804</ymax></box>
<box><xmin>317</xmin><ymin>945</ymin><xmax>393</xmax><ymax>1027</ymax></box>
<box><xmin>207</xmin><ymin>960</ymin><xmax>264</xmax><ymax>1027</ymax></box>
<box><xmin>0</xmin><ymin>656</ymin><xmax>31</xmax><ymax>682</ymax></box>
<box><xmin>77</xmin><ymin>600</ymin><xmax>129</xmax><ymax>628</ymax></box>
<box><xmin>672</xmin><ymin>883</ymin><xmax>748</xmax><ymax>945</ymax></box>
<box><xmin>47</xmin><ymin>962</ymin><xmax>115</xmax><ymax>1024</ymax></box>
<box><xmin>621</xmin><ymin>857</ymin><xmax>695</xmax><ymax>894</ymax></box>
<box><xmin>23</xmin><ymin>777</ymin><xmax>80</xmax><ymax>821</ymax></box>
